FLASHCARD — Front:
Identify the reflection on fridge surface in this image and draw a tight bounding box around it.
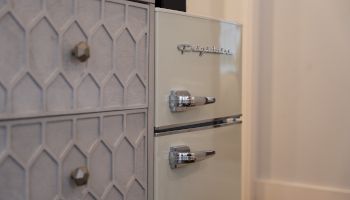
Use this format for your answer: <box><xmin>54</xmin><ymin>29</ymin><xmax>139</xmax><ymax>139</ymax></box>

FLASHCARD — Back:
<box><xmin>154</xmin><ymin>8</ymin><xmax>242</xmax><ymax>200</ymax></box>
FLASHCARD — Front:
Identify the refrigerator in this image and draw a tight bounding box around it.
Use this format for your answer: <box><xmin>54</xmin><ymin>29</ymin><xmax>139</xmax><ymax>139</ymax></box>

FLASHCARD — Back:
<box><xmin>154</xmin><ymin>8</ymin><xmax>242</xmax><ymax>200</ymax></box>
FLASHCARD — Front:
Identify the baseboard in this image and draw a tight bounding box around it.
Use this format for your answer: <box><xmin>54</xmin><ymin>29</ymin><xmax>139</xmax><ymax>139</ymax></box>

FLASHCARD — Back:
<box><xmin>255</xmin><ymin>179</ymin><xmax>350</xmax><ymax>200</ymax></box>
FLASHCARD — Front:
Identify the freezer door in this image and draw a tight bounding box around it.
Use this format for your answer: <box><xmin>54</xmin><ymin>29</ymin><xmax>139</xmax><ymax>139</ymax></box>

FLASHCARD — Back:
<box><xmin>155</xmin><ymin>9</ymin><xmax>242</xmax><ymax>127</ymax></box>
<box><xmin>154</xmin><ymin>125</ymin><xmax>241</xmax><ymax>200</ymax></box>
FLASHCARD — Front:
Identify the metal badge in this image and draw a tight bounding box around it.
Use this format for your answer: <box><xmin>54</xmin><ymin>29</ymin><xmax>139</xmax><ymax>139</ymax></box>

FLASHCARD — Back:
<box><xmin>177</xmin><ymin>44</ymin><xmax>233</xmax><ymax>56</ymax></box>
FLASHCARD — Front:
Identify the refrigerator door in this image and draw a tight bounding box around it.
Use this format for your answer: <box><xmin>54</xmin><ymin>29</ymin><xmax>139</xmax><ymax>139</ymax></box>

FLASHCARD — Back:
<box><xmin>155</xmin><ymin>8</ymin><xmax>242</xmax><ymax>127</ymax></box>
<box><xmin>154</xmin><ymin>125</ymin><xmax>241</xmax><ymax>200</ymax></box>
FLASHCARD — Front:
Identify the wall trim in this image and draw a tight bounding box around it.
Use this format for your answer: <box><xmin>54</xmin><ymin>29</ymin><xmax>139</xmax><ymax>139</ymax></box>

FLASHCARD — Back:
<box><xmin>256</xmin><ymin>180</ymin><xmax>350</xmax><ymax>200</ymax></box>
<box><xmin>241</xmin><ymin>0</ymin><xmax>259</xmax><ymax>199</ymax></box>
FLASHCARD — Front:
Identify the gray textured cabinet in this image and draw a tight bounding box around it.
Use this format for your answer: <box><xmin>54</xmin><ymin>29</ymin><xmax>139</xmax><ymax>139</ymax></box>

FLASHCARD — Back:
<box><xmin>0</xmin><ymin>0</ymin><xmax>152</xmax><ymax>200</ymax></box>
<box><xmin>0</xmin><ymin>0</ymin><xmax>149</xmax><ymax>119</ymax></box>
<box><xmin>0</xmin><ymin>110</ymin><xmax>147</xmax><ymax>200</ymax></box>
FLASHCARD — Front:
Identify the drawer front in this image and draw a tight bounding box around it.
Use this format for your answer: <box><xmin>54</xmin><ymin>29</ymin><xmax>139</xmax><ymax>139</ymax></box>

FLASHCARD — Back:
<box><xmin>155</xmin><ymin>125</ymin><xmax>241</xmax><ymax>200</ymax></box>
<box><xmin>0</xmin><ymin>0</ymin><xmax>149</xmax><ymax>119</ymax></box>
<box><xmin>0</xmin><ymin>109</ymin><xmax>147</xmax><ymax>200</ymax></box>
<box><xmin>155</xmin><ymin>10</ymin><xmax>242</xmax><ymax>127</ymax></box>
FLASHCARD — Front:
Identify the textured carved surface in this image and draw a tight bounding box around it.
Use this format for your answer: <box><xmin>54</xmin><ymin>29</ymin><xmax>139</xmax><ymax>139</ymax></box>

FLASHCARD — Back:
<box><xmin>90</xmin><ymin>142</ymin><xmax>112</xmax><ymax>197</ymax></box>
<box><xmin>102</xmin><ymin>114</ymin><xmax>123</xmax><ymax>147</ymax></box>
<box><xmin>90</xmin><ymin>26</ymin><xmax>113</xmax><ymax>81</ymax></box>
<box><xmin>29</xmin><ymin>151</ymin><xmax>58</xmax><ymax>200</ymax></box>
<box><xmin>0</xmin><ymin>0</ymin><xmax>149</xmax><ymax>118</ymax></box>
<box><xmin>103</xmin><ymin>75</ymin><xmax>124</xmax><ymax>107</ymax></box>
<box><xmin>11</xmin><ymin>123</ymin><xmax>41</xmax><ymax>163</ymax></box>
<box><xmin>0</xmin><ymin>156</ymin><xmax>25</xmax><ymax>200</ymax></box>
<box><xmin>47</xmin><ymin>0</ymin><xmax>74</xmax><ymax>28</ymax></box>
<box><xmin>116</xmin><ymin>29</ymin><xmax>136</xmax><ymax>83</ymax></box>
<box><xmin>62</xmin><ymin>22</ymin><xmax>87</xmax><ymax>81</ymax></box>
<box><xmin>105</xmin><ymin>186</ymin><xmax>123</xmax><ymax>200</ymax></box>
<box><xmin>0</xmin><ymin>110</ymin><xmax>147</xmax><ymax>200</ymax></box>
<box><xmin>12</xmin><ymin>0</ymin><xmax>42</xmax><ymax>25</ymax></box>
<box><xmin>29</xmin><ymin>17</ymin><xmax>58</xmax><ymax>81</ymax></box>
<box><xmin>0</xmin><ymin>13</ymin><xmax>25</xmax><ymax>85</ymax></box>
<box><xmin>12</xmin><ymin>73</ymin><xmax>43</xmax><ymax>114</ymax></box>
<box><xmin>127</xmin><ymin>180</ymin><xmax>145</xmax><ymax>200</ymax></box>
<box><xmin>77</xmin><ymin>75</ymin><xmax>100</xmax><ymax>109</ymax></box>
<box><xmin>115</xmin><ymin>138</ymin><xmax>134</xmax><ymax>187</ymax></box>
<box><xmin>47</xmin><ymin>74</ymin><xmax>73</xmax><ymax>112</ymax></box>
<box><xmin>46</xmin><ymin>120</ymin><xmax>73</xmax><ymax>157</ymax></box>
<box><xmin>126</xmin><ymin>75</ymin><xmax>146</xmax><ymax>106</ymax></box>
<box><xmin>0</xmin><ymin>1</ymin><xmax>149</xmax><ymax>200</ymax></box>
<box><xmin>77</xmin><ymin>0</ymin><xmax>101</xmax><ymax>31</ymax></box>
<box><xmin>62</xmin><ymin>145</ymin><xmax>87</xmax><ymax>199</ymax></box>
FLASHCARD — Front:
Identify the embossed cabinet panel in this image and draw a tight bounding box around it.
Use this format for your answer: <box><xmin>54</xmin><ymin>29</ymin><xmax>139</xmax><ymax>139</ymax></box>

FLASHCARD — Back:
<box><xmin>0</xmin><ymin>0</ymin><xmax>149</xmax><ymax>119</ymax></box>
<box><xmin>0</xmin><ymin>110</ymin><xmax>147</xmax><ymax>200</ymax></box>
<box><xmin>0</xmin><ymin>0</ymin><xmax>151</xmax><ymax>200</ymax></box>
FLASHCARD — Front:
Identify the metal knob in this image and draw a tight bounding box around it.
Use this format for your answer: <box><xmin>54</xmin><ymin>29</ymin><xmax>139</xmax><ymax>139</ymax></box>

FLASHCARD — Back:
<box><xmin>72</xmin><ymin>41</ymin><xmax>90</xmax><ymax>62</ymax></box>
<box><xmin>71</xmin><ymin>166</ymin><xmax>89</xmax><ymax>186</ymax></box>
<box><xmin>169</xmin><ymin>90</ymin><xmax>216</xmax><ymax>112</ymax></box>
<box><xmin>169</xmin><ymin>145</ymin><xmax>216</xmax><ymax>169</ymax></box>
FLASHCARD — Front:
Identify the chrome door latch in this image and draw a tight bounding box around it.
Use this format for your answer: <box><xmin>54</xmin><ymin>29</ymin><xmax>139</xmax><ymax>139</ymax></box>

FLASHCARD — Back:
<box><xmin>169</xmin><ymin>145</ymin><xmax>216</xmax><ymax>169</ymax></box>
<box><xmin>169</xmin><ymin>90</ymin><xmax>216</xmax><ymax>112</ymax></box>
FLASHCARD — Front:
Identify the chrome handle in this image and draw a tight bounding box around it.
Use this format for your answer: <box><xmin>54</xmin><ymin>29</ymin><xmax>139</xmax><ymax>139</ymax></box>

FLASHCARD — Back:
<box><xmin>169</xmin><ymin>90</ymin><xmax>216</xmax><ymax>112</ymax></box>
<box><xmin>71</xmin><ymin>166</ymin><xmax>89</xmax><ymax>186</ymax></box>
<box><xmin>169</xmin><ymin>145</ymin><xmax>216</xmax><ymax>169</ymax></box>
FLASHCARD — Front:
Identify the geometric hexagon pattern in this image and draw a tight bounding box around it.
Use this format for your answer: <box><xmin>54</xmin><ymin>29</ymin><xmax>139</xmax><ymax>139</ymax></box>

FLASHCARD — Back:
<box><xmin>12</xmin><ymin>0</ymin><xmax>42</xmax><ymax>25</ymax></box>
<box><xmin>126</xmin><ymin>112</ymin><xmax>145</xmax><ymax>143</ymax></box>
<box><xmin>104</xmin><ymin>186</ymin><xmax>123</xmax><ymax>200</ymax></box>
<box><xmin>89</xmin><ymin>142</ymin><xmax>112</xmax><ymax>197</ymax></box>
<box><xmin>116</xmin><ymin>29</ymin><xmax>136</xmax><ymax>83</ymax></box>
<box><xmin>104</xmin><ymin>2</ymin><xmax>125</xmax><ymax>34</ymax></box>
<box><xmin>103</xmin><ymin>74</ymin><xmax>124</xmax><ymax>107</ymax></box>
<box><xmin>0</xmin><ymin>156</ymin><xmax>25</xmax><ymax>200</ymax></box>
<box><xmin>115</xmin><ymin>138</ymin><xmax>134</xmax><ymax>187</ymax></box>
<box><xmin>0</xmin><ymin>1</ymin><xmax>149</xmax><ymax>200</ymax></box>
<box><xmin>29</xmin><ymin>151</ymin><xmax>58</xmax><ymax>200</ymax></box>
<box><xmin>102</xmin><ymin>114</ymin><xmax>123</xmax><ymax>147</ymax></box>
<box><xmin>47</xmin><ymin>0</ymin><xmax>74</xmax><ymax>29</ymax></box>
<box><xmin>0</xmin><ymin>109</ymin><xmax>148</xmax><ymax>200</ymax></box>
<box><xmin>46</xmin><ymin>120</ymin><xmax>73</xmax><ymax>158</ymax></box>
<box><xmin>0</xmin><ymin>0</ymin><xmax>149</xmax><ymax>119</ymax></box>
<box><xmin>12</xmin><ymin>73</ymin><xmax>43</xmax><ymax>114</ymax></box>
<box><xmin>11</xmin><ymin>123</ymin><xmax>41</xmax><ymax>164</ymax></box>
<box><xmin>126</xmin><ymin>75</ymin><xmax>146</xmax><ymax>106</ymax></box>
<box><xmin>126</xmin><ymin>180</ymin><xmax>145</xmax><ymax>200</ymax></box>
<box><xmin>77</xmin><ymin>0</ymin><xmax>101</xmax><ymax>31</ymax></box>
<box><xmin>29</xmin><ymin>17</ymin><xmax>58</xmax><ymax>81</ymax></box>
<box><xmin>0</xmin><ymin>12</ymin><xmax>25</xmax><ymax>85</ymax></box>
<box><xmin>89</xmin><ymin>25</ymin><xmax>113</xmax><ymax>82</ymax></box>
<box><xmin>47</xmin><ymin>73</ymin><xmax>74</xmax><ymax>112</ymax></box>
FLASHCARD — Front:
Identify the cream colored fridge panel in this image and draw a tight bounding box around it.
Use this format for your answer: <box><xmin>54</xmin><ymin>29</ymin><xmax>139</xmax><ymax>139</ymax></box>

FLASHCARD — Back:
<box><xmin>154</xmin><ymin>125</ymin><xmax>241</xmax><ymax>200</ymax></box>
<box><xmin>155</xmin><ymin>9</ymin><xmax>242</xmax><ymax>127</ymax></box>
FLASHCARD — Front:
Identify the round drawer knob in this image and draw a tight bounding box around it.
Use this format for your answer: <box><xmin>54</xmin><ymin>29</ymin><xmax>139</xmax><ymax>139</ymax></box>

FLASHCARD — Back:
<box><xmin>72</xmin><ymin>41</ymin><xmax>90</xmax><ymax>62</ymax></box>
<box><xmin>71</xmin><ymin>166</ymin><xmax>89</xmax><ymax>186</ymax></box>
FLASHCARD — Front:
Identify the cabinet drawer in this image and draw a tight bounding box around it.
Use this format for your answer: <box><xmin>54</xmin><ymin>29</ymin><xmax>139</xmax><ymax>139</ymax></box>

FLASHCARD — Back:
<box><xmin>0</xmin><ymin>109</ymin><xmax>147</xmax><ymax>200</ymax></box>
<box><xmin>0</xmin><ymin>0</ymin><xmax>149</xmax><ymax>119</ymax></box>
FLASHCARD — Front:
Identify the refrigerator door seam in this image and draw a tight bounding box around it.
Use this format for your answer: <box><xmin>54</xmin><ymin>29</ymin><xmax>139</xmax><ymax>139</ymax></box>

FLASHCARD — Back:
<box><xmin>154</xmin><ymin>115</ymin><xmax>242</xmax><ymax>137</ymax></box>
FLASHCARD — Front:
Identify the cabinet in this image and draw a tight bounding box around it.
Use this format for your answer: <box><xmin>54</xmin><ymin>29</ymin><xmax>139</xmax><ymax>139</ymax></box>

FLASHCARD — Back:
<box><xmin>0</xmin><ymin>0</ymin><xmax>149</xmax><ymax>119</ymax></box>
<box><xmin>0</xmin><ymin>110</ymin><xmax>147</xmax><ymax>200</ymax></box>
<box><xmin>0</xmin><ymin>0</ymin><xmax>151</xmax><ymax>200</ymax></box>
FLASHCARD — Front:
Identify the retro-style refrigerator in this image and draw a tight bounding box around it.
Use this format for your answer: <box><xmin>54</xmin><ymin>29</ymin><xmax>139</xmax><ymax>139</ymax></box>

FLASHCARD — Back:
<box><xmin>154</xmin><ymin>8</ymin><xmax>242</xmax><ymax>200</ymax></box>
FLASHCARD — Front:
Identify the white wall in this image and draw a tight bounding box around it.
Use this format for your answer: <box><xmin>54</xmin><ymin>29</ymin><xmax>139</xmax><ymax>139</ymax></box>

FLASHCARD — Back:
<box><xmin>254</xmin><ymin>0</ymin><xmax>350</xmax><ymax>199</ymax></box>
